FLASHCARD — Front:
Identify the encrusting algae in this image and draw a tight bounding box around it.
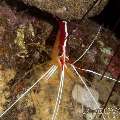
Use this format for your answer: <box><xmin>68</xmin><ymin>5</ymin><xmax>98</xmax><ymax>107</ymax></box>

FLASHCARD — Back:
<box><xmin>15</xmin><ymin>25</ymin><xmax>27</xmax><ymax>56</ymax></box>
<box><xmin>0</xmin><ymin>65</ymin><xmax>16</xmax><ymax>114</ymax></box>
<box><xmin>1</xmin><ymin>17</ymin><xmax>120</xmax><ymax>120</ymax></box>
<box><xmin>0</xmin><ymin>2</ymin><xmax>120</xmax><ymax>119</ymax></box>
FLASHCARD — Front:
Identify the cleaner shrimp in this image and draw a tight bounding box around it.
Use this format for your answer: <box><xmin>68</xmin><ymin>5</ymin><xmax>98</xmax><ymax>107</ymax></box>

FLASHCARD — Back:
<box><xmin>0</xmin><ymin>0</ymin><xmax>120</xmax><ymax>120</ymax></box>
<box><xmin>1</xmin><ymin>19</ymin><xmax>119</xmax><ymax>119</ymax></box>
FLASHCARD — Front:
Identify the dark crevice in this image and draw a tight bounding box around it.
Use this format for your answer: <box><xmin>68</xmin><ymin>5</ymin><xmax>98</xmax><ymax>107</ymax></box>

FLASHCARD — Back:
<box><xmin>91</xmin><ymin>0</ymin><xmax>120</xmax><ymax>39</ymax></box>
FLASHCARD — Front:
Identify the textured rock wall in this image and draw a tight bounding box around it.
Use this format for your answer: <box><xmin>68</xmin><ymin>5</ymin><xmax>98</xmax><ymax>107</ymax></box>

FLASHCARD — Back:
<box><xmin>22</xmin><ymin>0</ymin><xmax>108</xmax><ymax>20</ymax></box>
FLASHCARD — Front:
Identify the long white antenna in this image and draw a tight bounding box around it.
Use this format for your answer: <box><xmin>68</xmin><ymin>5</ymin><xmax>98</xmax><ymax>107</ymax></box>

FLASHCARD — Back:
<box><xmin>51</xmin><ymin>65</ymin><xmax>65</xmax><ymax>120</ymax></box>
<box><xmin>0</xmin><ymin>65</ymin><xmax>57</xmax><ymax>118</ymax></box>
<box><xmin>73</xmin><ymin>26</ymin><xmax>102</xmax><ymax>64</ymax></box>
<box><xmin>71</xmin><ymin>64</ymin><xmax>106</xmax><ymax>120</ymax></box>
<box><xmin>74</xmin><ymin>66</ymin><xmax>119</xmax><ymax>83</ymax></box>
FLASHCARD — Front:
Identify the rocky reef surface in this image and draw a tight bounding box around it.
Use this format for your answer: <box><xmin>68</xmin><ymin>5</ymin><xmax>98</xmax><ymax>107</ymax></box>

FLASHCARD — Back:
<box><xmin>0</xmin><ymin>0</ymin><xmax>120</xmax><ymax>120</ymax></box>
<box><xmin>16</xmin><ymin>0</ymin><xmax>108</xmax><ymax>20</ymax></box>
